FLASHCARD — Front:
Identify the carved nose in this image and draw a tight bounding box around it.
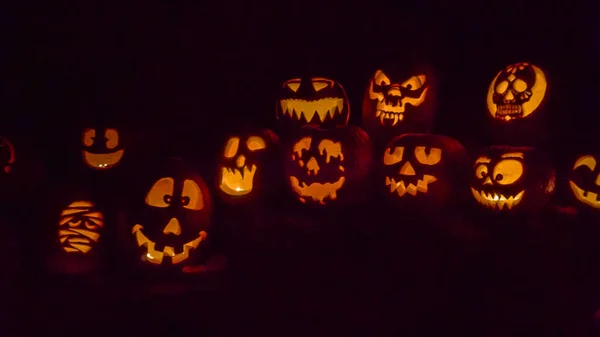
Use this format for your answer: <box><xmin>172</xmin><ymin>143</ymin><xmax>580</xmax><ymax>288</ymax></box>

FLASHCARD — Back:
<box><xmin>236</xmin><ymin>155</ymin><xmax>246</xmax><ymax>168</ymax></box>
<box><xmin>387</xmin><ymin>87</ymin><xmax>402</xmax><ymax>97</ymax></box>
<box><xmin>503</xmin><ymin>90</ymin><xmax>515</xmax><ymax>102</ymax></box>
<box><xmin>306</xmin><ymin>157</ymin><xmax>320</xmax><ymax>175</ymax></box>
<box><xmin>163</xmin><ymin>217</ymin><xmax>182</xmax><ymax>235</ymax></box>
<box><xmin>483</xmin><ymin>177</ymin><xmax>493</xmax><ymax>185</ymax></box>
<box><xmin>399</xmin><ymin>161</ymin><xmax>415</xmax><ymax>176</ymax></box>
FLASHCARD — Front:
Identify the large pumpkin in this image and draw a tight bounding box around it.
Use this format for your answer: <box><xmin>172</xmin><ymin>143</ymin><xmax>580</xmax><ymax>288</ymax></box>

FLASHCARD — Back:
<box><xmin>381</xmin><ymin>133</ymin><xmax>470</xmax><ymax>210</ymax></box>
<box><xmin>276</xmin><ymin>76</ymin><xmax>349</xmax><ymax>130</ymax></box>
<box><xmin>470</xmin><ymin>146</ymin><xmax>555</xmax><ymax>213</ymax></box>
<box><xmin>284</xmin><ymin>126</ymin><xmax>372</xmax><ymax>206</ymax></box>
<box><xmin>362</xmin><ymin>63</ymin><xmax>437</xmax><ymax>145</ymax></box>
<box><xmin>129</xmin><ymin>157</ymin><xmax>212</xmax><ymax>267</ymax></box>
<box><xmin>485</xmin><ymin>62</ymin><xmax>550</xmax><ymax>144</ymax></box>
<box><xmin>216</xmin><ymin>127</ymin><xmax>283</xmax><ymax>204</ymax></box>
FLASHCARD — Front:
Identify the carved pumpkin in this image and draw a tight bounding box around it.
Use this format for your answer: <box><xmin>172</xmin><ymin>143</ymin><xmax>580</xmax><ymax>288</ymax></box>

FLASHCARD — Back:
<box><xmin>82</xmin><ymin>127</ymin><xmax>125</xmax><ymax>170</ymax></box>
<box><xmin>130</xmin><ymin>158</ymin><xmax>212</xmax><ymax>266</ymax></box>
<box><xmin>382</xmin><ymin>134</ymin><xmax>470</xmax><ymax>209</ymax></box>
<box><xmin>362</xmin><ymin>64</ymin><xmax>437</xmax><ymax>145</ymax></box>
<box><xmin>0</xmin><ymin>136</ymin><xmax>15</xmax><ymax>174</ymax></box>
<box><xmin>58</xmin><ymin>200</ymin><xmax>104</xmax><ymax>254</ymax></box>
<box><xmin>284</xmin><ymin>126</ymin><xmax>371</xmax><ymax>206</ymax></box>
<box><xmin>568</xmin><ymin>154</ymin><xmax>600</xmax><ymax>210</ymax></box>
<box><xmin>470</xmin><ymin>146</ymin><xmax>555</xmax><ymax>213</ymax></box>
<box><xmin>276</xmin><ymin>76</ymin><xmax>349</xmax><ymax>129</ymax></box>
<box><xmin>217</xmin><ymin>127</ymin><xmax>283</xmax><ymax>203</ymax></box>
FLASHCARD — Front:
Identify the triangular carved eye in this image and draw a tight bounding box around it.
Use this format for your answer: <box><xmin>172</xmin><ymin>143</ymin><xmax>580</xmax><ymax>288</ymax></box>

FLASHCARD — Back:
<box><xmin>383</xmin><ymin>147</ymin><xmax>404</xmax><ymax>165</ymax></box>
<box><xmin>284</xmin><ymin>78</ymin><xmax>301</xmax><ymax>92</ymax></box>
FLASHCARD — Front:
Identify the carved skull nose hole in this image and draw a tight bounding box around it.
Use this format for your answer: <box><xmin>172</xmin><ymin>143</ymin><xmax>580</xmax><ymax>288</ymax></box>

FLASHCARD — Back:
<box><xmin>236</xmin><ymin>155</ymin><xmax>246</xmax><ymax>168</ymax></box>
<box><xmin>399</xmin><ymin>161</ymin><xmax>416</xmax><ymax>176</ymax></box>
<box><xmin>306</xmin><ymin>157</ymin><xmax>320</xmax><ymax>175</ymax></box>
<box><xmin>504</xmin><ymin>90</ymin><xmax>515</xmax><ymax>102</ymax></box>
<box><xmin>387</xmin><ymin>88</ymin><xmax>402</xmax><ymax>97</ymax></box>
<box><xmin>163</xmin><ymin>217</ymin><xmax>182</xmax><ymax>236</ymax></box>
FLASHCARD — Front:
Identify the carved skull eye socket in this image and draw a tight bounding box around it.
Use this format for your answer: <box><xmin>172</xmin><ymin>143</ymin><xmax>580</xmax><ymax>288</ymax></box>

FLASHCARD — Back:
<box><xmin>496</xmin><ymin>80</ymin><xmax>509</xmax><ymax>94</ymax></box>
<box><xmin>512</xmin><ymin>79</ymin><xmax>528</xmax><ymax>93</ymax></box>
<box><xmin>374</xmin><ymin>70</ymin><xmax>390</xmax><ymax>86</ymax></box>
<box><xmin>401</xmin><ymin>75</ymin><xmax>425</xmax><ymax>91</ymax></box>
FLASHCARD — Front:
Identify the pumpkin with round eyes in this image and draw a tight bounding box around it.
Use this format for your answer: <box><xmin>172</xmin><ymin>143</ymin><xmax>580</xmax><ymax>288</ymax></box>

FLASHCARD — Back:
<box><xmin>217</xmin><ymin>127</ymin><xmax>283</xmax><ymax>204</ymax></box>
<box><xmin>82</xmin><ymin>127</ymin><xmax>125</xmax><ymax>170</ymax></box>
<box><xmin>276</xmin><ymin>76</ymin><xmax>349</xmax><ymax>130</ymax></box>
<box><xmin>470</xmin><ymin>146</ymin><xmax>555</xmax><ymax>213</ymax></box>
<box><xmin>129</xmin><ymin>157</ymin><xmax>212</xmax><ymax>267</ymax></box>
<box><xmin>568</xmin><ymin>154</ymin><xmax>600</xmax><ymax>210</ymax></box>
<box><xmin>362</xmin><ymin>63</ymin><xmax>437</xmax><ymax>145</ymax></box>
<box><xmin>284</xmin><ymin>126</ymin><xmax>372</xmax><ymax>206</ymax></box>
<box><xmin>381</xmin><ymin>133</ymin><xmax>470</xmax><ymax>210</ymax></box>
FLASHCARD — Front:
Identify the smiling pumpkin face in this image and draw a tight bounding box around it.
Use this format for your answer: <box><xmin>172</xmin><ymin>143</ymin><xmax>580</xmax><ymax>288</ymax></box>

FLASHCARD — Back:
<box><xmin>284</xmin><ymin>126</ymin><xmax>372</xmax><ymax>206</ymax></box>
<box><xmin>82</xmin><ymin>127</ymin><xmax>125</xmax><ymax>170</ymax></box>
<box><xmin>131</xmin><ymin>158</ymin><xmax>212</xmax><ymax>266</ymax></box>
<box><xmin>276</xmin><ymin>76</ymin><xmax>350</xmax><ymax>129</ymax></box>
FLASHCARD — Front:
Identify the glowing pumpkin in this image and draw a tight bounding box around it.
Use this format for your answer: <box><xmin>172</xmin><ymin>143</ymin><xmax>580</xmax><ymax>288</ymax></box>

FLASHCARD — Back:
<box><xmin>129</xmin><ymin>157</ymin><xmax>212</xmax><ymax>266</ymax></box>
<box><xmin>362</xmin><ymin>64</ymin><xmax>437</xmax><ymax>145</ymax></box>
<box><xmin>276</xmin><ymin>76</ymin><xmax>349</xmax><ymax>130</ymax></box>
<box><xmin>58</xmin><ymin>200</ymin><xmax>104</xmax><ymax>254</ymax></box>
<box><xmin>217</xmin><ymin>127</ymin><xmax>283</xmax><ymax>204</ymax></box>
<box><xmin>568</xmin><ymin>154</ymin><xmax>600</xmax><ymax>210</ymax></box>
<box><xmin>381</xmin><ymin>133</ymin><xmax>470</xmax><ymax>210</ymax></box>
<box><xmin>284</xmin><ymin>126</ymin><xmax>372</xmax><ymax>206</ymax></box>
<box><xmin>470</xmin><ymin>146</ymin><xmax>555</xmax><ymax>213</ymax></box>
<box><xmin>82</xmin><ymin>127</ymin><xmax>125</xmax><ymax>170</ymax></box>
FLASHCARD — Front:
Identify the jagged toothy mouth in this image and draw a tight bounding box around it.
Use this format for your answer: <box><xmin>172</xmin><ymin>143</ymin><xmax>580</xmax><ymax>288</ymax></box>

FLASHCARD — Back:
<box><xmin>219</xmin><ymin>165</ymin><xmax>257</xmax><ymax>196</ymax></box>
<box><xmin>279</xmin><ymin>98</ymin><xmax>344</xmax><ymax>123</ymax></box>
<box><xmin>131</xmin><ymin>224</ymin><xmax>207</xmax><ymax>265</ymax></box>
<box><xmin>289</xmin><ymin>176</ymin><xmax>345</xmax><ymax>205</ymax></box>
<box><xmin>385</xmin><ymin>175</ymin><xmax>437</xmax><ymax>197</ymax></box>
<box><xmin>375</xmin><ymin>109</ymin><xmax>404</xmax><ymax>126</ymax></box>
<box><xmin>470</xmin><ymin>188</ymin><xmax>524</xmax><ymax>210</ymax></box>
<box><xmin>569</xmin><ymin>181</ymin><xmax>600</xmax><ymax>208</ymax></box>
<box><xmin>496</xmin><ymin>104</ymin><xmax>523</xmax><ymax>121</ymax></box>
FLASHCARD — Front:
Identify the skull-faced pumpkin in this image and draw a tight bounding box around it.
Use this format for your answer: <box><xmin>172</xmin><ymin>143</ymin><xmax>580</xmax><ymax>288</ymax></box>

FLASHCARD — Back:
<box><xmin>284</xmin><ymin>126</ymin><xmax>371</xmax><ymax>206</ymax></box>
<box><xmin>130</xmin><ymin>158</ymin><xmax>212</xmax><ymax>266</ymax></box>
<box><xmin>217</xmin><ymin>128</ymin><xmax>283</xmax><ymax>203</ymax></box>
<box><xmin>276</xmin><ymin>76</ymin><xmax>349</xmax><ymax>129</ymax></box>
<box><xmin>470</xmin><ymin>146</ymin><xmax>555</xmax><ymax>213</ymax></box>
<box><xmin>58</xmin><ymin>200</ymin><xmax>104</xmax><ymax>254</ymax></box>
<box><xmin>362</xmin><ymin>64</ymin><xmax>437</xmax><ymax>143</ymax></box>
<box><xmin>487</xmin><ymin>62</ymin><xmax>548</xmax><ymax>122</ymax></box>
<box><xmin>82</xmin><ymin>127</ymin><xmax>125</xmax><ymax>170</ymax></box>
<box><xmin>382</xmin><ymin>134</ymin><xmax>470</xmax><ymax>209</ymax></box>
<box><xmin>568</xmin><ymin>154</ymin><xmax>600</xmax><ymax>210</ymax></box>
<box><xmin>0</xmin><ymin>136</ymin><xmax>15</xmax><ymax>174</ymax></box>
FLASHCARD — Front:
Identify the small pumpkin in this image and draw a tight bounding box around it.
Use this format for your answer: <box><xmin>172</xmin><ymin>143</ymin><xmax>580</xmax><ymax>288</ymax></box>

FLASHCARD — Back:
<box><xmin>217</xmin><ymin>127</ymin><xmax>283</xmax><ymax>204</ymax></box>
<box><xmin>129</xmin><ymin>157</ymin><xmax>212</xmax><ymax>267</ymax></box>
<box><xmin>567</xmin><ymin>153</ymin><xmax>600</xmax><ymax>210</ymax></box>
<box><xmin>362</xmin><ymin>64</ymin><xmax>437</xmax><ymax>145</ymax></box>
<box><xmin>381</xmin><ymin>133</ymin><xmax>470</xmax><ymax>210</ymax></box>
<box><xmin>284</xmin><ymin>126</ymin><xmax>372</xmax><ymax>206</ymax></box>
<box><xmin>470</xmin><ymin>146</ymin><xmax>555</xmax><ymax>213</ymax></box>
<box><xmin>276</xmin><ymin>76</ymin><xmax>349</xmax><ymax>130</ymax></box>
<box><xmin>81</xmin><ymin>126</ymin><xmax>125</xmax><ymax>170</ymax></box>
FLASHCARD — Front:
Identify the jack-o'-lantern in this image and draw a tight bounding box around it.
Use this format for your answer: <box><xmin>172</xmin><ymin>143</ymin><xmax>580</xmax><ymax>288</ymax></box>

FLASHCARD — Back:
<box><xmin>82</xmin><ymin>127</ymin><xmax>125</xmax><ymax>170</ymax></box>
<box><xmin>568</xmin><ymin>154</ymin><xmax>600</xmax><ymax>210</ymax></box>
<box><xmin>276</xmin><ymin>76</ymin><xmax>349</xmax><ymax>129</ymax></box>
<box><xmin>284</xmin><ymin>126</ymin><xmax>371</xmax><ymax>206</ymax></box>
<box><xmin>217</xmin><ymin>127</ymin><xmax>283</xmax><ymax>203</ymax></box>
<box><xmin>487</xmin><ymin>62</ymin><xmax>548</xmax><ymax>122</ymax></box>
<box><xmin>58</xmin><ymin>201</ymin><xmax>103</xmax><ymax>254</ymax></box>
<box><xmin>382</xmin><ymin>134</ymin><xmax>470</xmax><ymax>209</ymax></box>
<box><xmin>362</xmin><ymin>64</ymin><xmax>437</xmax><ymax>143</ymax></box>
<box><xmin>0</xmin><ymin>136</ymin><xmax>15</xmax><ymax>174</ymax></box>
<box><xmin>470</xmin><ymin>146</ymin><xmax>555</xmax><ymax>213</ymax></box>
<box><xmin>130</xmin><ymin>158</ymin><xmax>212</xmax><ymax>266</ymax></box>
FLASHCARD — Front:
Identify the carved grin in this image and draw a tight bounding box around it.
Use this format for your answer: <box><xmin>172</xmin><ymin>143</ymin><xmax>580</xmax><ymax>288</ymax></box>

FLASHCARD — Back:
<box><xmin>131</xmin><ymin>224</ymin><xmax>207</xmax><ymax>265</ymax></box>
<box><xmin>289</xmin><ymin>176</ymin><xmax>345</xmax><ymax>205</ymax></box>
<box><xmin>569</xmin><ymin>181</ymin><xmax>600</xmax><ymax>209</ymax></box>
<box><xmin>496</xmin><ymin>104</ymin><xmax>523</xmax><ymax>121</ymax></box>
<box><xmin>385</xmin><ymin>175</ymin><xmax>437</xmax><ymax>197</ymax></box>
<box><xmin>470</xmin><ymin>188</ymin><xmax>524</xmax><ymax>210</ymax></box>
<box><xmin>219</xmin><ymin>165</ymin><xmax>257</xmax><ymax>196</ymax></box>
<box><xmin>279</xmin><ymin>98</ymin><xmax>344</xmax><ymax>123</ymax></box>
<box><xmin>83</xmin><ymin>149</ymin><xmax>124</xmax><ymax>170</ymax></box>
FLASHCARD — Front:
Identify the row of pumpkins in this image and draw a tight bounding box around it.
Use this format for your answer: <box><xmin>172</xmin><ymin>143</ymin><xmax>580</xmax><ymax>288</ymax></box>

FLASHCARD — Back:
<box><xmin>0</xmin><ymin>61</ymin><xmax>593</xmax><ymax>274</ymax></box>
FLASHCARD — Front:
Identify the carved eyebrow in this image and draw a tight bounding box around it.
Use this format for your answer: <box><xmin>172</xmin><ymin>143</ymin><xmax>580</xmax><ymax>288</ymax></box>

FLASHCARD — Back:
<box><xmin>501</xmin><ymin>152</ymin><xmax>524</xmax><ymax>159</ymax></box>
<box><xmin>475</xmin><ymin>156</ymin><xmax>491</xmax><ymax>164</ymax></box>
<box><xmin>282</xmin><ymin>78</ymin><xmax>301</xmax><ymax>87</ymax></box>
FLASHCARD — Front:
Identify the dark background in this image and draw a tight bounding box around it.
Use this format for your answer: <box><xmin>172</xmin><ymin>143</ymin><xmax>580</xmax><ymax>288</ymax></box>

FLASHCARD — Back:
<box><xmin>3</xmin><ymin>1</ymin><xmax>600</xmax><ymax>336</ymax></box>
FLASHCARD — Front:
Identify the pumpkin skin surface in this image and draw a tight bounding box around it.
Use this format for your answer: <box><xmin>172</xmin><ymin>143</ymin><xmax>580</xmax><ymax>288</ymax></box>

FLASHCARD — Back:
<box><xmin>276</xmin><ymin>76</ymin><xmax>350</xmax><ymax>130</ymax></box>
<box><xmin>284</xmin><ymin>126</ymin><xmax>372</xmax><ymax>206</ymax></box>
<box><xmin>470</xmin><ymin>146</ymin><xmax>555</xmax><ymax>214</ymax></box>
